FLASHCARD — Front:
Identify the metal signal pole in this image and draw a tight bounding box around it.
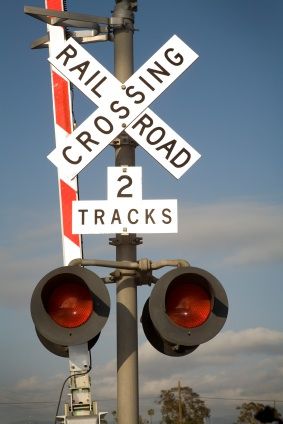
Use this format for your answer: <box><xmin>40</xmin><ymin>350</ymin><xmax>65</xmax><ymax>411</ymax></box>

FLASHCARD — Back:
<box><xmin>111</xmin><ymin>2</ymin><xmax>139</xmax><ymax>424</ymax></box>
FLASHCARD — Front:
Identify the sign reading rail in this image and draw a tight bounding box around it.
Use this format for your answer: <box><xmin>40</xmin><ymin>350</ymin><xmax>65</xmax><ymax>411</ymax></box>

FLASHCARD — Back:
<box><xmin>48</xmin><ymin>35</ymin><xmax>201</xmax><ymax>180</ymax></box>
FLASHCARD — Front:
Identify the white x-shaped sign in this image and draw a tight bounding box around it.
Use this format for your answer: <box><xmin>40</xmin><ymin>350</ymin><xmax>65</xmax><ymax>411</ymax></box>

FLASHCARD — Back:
<box><xmin>48</xmin><ymin>35</ymin><xmax>201</xmax><ymax>180</ymax></box>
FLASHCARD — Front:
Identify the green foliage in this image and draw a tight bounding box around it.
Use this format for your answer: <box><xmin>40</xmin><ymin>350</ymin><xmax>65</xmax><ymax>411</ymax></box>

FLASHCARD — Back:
<box><xmin>235</xmin><ymin>402</ymin><xmax>282</xmax><ymax>424</ymax></box>
<box><xmin>148</xmin><ymin>409</ymin><xmax>155</xmax><ymax>424</ymax></box>
<box><xmin>235</xmin><ymin>402</ymin><xmax>265</xmax><ymax>424</ymax></box>
<box><xmin>111</xmin><ymin>410</ymin><xmax>117</xmax><ymax>423</ymax></box>
<box><xmin>156</xmin><ymin>385</ymin><xmax>210</xmax><ymax>424</ymax></box>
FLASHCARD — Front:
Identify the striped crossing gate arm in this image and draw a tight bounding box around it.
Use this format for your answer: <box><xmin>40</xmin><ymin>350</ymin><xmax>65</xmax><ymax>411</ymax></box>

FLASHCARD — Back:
<box><xmin>45</xmin><ymin>0</ymin><xmax>82</xmax><ymax>265</ymax></box>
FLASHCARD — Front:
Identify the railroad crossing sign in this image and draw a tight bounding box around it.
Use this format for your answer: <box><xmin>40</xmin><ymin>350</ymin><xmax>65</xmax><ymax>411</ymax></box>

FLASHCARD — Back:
<box><xmin>72</xmin><ymin>166</ymin><xmax>177</xmax><ymax>234</ymax></box>
<box><xmin>48</xmin><ymin>35</ymin><xmax>201</xmax><ymax>180</ymax></box>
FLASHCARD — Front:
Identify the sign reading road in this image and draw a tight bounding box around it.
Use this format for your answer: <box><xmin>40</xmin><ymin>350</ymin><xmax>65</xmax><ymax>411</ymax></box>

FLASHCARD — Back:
<box><xmin>48</xmin><ymin>35</ymin><xmax>200</xmax><ymax>180</ymax></box>
<box><xmin>72</xmin><ymin>167</ymin><xmax>178</xmax><ymax>234</ymax></box>
<box><xmin>127</xmin><ymin>109</ymin><xmax>197</xmax><ymax>179</ymax></box>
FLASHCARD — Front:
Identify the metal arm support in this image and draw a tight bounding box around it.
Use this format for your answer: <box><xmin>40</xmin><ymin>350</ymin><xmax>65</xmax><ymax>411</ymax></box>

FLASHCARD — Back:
<box><xmin>69</xmin><ymin>257</ymin><xmax>189</xmax><ymax>271</ymax></box>
<box><xmin>68</xmin><ymin>257</ymin><xmax>190</xmax><ymax>285</ymax></box>
<box><xmin>24</xmin><ymin>5</ymin><xmax>138</xmax><ymax>49</ymax></box>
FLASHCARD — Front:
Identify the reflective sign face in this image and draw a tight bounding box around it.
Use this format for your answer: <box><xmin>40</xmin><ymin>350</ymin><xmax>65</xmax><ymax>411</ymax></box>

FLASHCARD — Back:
<box><xmin>127</xmin><ymin>109</ymin><xmax>201</xmax><ymax>179</ymax></box>
<box><xmin>107</xmin><ymin>167</ymin><xmax>142</xmax><ymax>201</ymax></box>
<box><xmin>48</xmin><ymin>35</ymin><xmax>200</xmax><ymax>180</ymax></box>
<box><xmin>72</xmin><ymin>166</ymin><xmax>178</xmax><ymax>234</ymax></box>
<box><xmin>49</xmin><ymin>35</ymin><xmax>198</xmax><ymax>121</ymax></box>
<box><xmin>72</xmin><ymin>199</ymin><xmax>178</xmax><ymax>234</ymax></box>
<box><xmin>48</xmin><ymin>37</ymin><xmax>116</xmax><ymax>108</ymax></box>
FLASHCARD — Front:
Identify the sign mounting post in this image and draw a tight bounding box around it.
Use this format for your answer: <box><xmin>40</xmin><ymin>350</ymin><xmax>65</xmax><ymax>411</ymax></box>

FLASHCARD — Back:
<box><xmin>111</xmin><ymin>3</ymin><xmax>139</xmax><ymax>424</ymax></box>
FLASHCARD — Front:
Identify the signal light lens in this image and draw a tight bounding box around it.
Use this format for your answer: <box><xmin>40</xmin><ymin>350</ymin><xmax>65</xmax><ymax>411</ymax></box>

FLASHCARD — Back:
<box><xmin>31</xmin><ymin>266</ymin><xmax>111</xmax><ymax>357</ymax></box>
<box><xmin>46</xmin><ymin>281</ymin><xmax>93</xmax><ymax>328</ymax></box>
<box><xmin>142</xmin><ymin>267</ymin><xmax>228</xmax><ymax>356</ymax></box>
<box><xmin>165</xmin><ymin>277</ymin><xmax>212</xmax><ymax>328</ymax></box>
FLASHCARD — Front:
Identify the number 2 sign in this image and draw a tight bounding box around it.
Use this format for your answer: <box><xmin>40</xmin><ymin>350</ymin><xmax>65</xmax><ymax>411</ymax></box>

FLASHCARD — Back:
<box><xmin>72</xmin><ymin>166</ymin><xmax>177</xmax><ymax>234</ymax></box>
<box><xmin>107</xmin><ymin>167</ymin><xmax>142</xmax><ymax>201</ymax></box>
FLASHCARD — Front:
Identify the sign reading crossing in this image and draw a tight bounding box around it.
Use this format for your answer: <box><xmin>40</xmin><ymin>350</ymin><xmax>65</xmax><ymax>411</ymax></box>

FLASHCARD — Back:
<box><xmin>48</xmin><ymin>35</ymin><xmax>200</xmax><ymax>180</ymax></box>
<box><xmin>72</xmin><ymin>167</ymin><xmax>178</xmax><ymax>234</ymax></box>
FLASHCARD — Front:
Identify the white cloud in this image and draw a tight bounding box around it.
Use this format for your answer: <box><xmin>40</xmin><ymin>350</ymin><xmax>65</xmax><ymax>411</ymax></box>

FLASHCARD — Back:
<box><xmin>0</xmin><ymin>209</ymin><xmax>115</xmax><ymax>308</ymax></box>
<box><xmin>203</xmin><ymin>327</ymin><xmax>283</xmax><ymax>356</ymax></box>
<box><xmin>1</xmin><ymin>328</ymin><xmax>283</xmax><ymax>422</ymax></box>
<box><xmin>133</xmin><ymin>328</ymin><xmax>283</xmax><ymax>402</ymax></box>
<box><xmin>1</xmin><ymin>199</ymin><xmax>282</xmax><ymax>307</ymax></box>
<box><xmin>15</xmin><ymin>376</ymin><xmax>39</xmax><ymax>391</ymax></box>
<box><xmin>143</xmin><ymin>200</ymin><xmax>283</xmax><ymax>266</ymax></box>
<box><xmin>93</xmin><ymin>359</ymin><xmax>117</xmax><ymax>399</ymax></box>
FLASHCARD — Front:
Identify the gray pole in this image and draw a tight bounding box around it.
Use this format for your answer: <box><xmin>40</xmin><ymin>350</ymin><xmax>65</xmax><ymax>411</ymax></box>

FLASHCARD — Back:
<box><xmin>111</xmin><ymin>2</ymin><xmax>139</xmax><ymax>424</ymax></box>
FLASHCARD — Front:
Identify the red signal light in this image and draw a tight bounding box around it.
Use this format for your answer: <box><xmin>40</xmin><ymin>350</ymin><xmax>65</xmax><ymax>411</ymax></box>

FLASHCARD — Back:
<box><xmin>47</xmin><ymin>281</ymin><xmax>93</xmax><ymax>328</ymax></box>
<box><xmin>166</xmin><ymin>277</ymin><xmax>211</xmax><ymax>328</ymax></box>
<box><xmin>141</xmin><ymin>266</ymin><xmax>228</xmax><ymax>357</ymax></box>
<box><xmin>31</xmin><ymin>266</ymin><xmax>110</xmax><ymax>357</ymax></box>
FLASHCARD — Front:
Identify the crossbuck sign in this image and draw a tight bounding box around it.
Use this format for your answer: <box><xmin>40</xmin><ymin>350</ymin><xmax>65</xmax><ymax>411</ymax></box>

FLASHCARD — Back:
<box><xmin>48</xmin><ymin>35</ymin><xmax>201</xmax><ymax>180</ymax></box>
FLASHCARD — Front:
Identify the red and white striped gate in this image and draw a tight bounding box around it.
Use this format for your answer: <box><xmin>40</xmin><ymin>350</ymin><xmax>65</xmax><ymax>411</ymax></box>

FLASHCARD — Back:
<box><xmin>45</xmin><ymin>0</ymin><xmax>82</xmax><ymax>265</ymax></box>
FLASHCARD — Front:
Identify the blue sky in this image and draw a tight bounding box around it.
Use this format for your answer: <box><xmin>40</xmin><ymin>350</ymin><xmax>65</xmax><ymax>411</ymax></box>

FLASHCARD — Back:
<box><xmin>1</xmin><ymin>1</ymin><xmax>283</xmax><ymax>423</ymax></box>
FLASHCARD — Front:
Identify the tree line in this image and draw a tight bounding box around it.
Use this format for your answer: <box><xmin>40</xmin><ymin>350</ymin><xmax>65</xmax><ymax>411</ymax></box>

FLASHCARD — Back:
<box><xmin>106</xmin><ymin>383</ymin><xmax>282</xmax><ymax>423</ymax></box>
